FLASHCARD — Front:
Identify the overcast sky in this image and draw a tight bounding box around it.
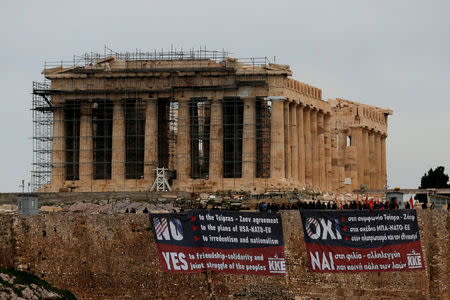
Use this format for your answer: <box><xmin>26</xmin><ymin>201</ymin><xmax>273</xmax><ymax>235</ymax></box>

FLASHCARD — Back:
<box><xmin>1</xmin><ymin>0</ymin><xmax>449</xmax><ymax>192</ymax></box>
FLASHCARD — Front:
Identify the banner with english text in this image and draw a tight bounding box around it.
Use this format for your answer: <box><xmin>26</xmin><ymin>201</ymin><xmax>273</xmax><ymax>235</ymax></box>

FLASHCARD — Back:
<box><xmin>299</xmin><ymin>210</ymin><xmax>424</xmax><ymax>273</ymax></box>
<box><xmin>150</xmin><ymin>210</ymin><xmax>286</xmax><ymax>275</ymax></box>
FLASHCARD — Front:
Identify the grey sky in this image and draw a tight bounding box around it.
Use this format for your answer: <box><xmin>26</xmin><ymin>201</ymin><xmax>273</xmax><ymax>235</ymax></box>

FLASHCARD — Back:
<box><xmin>1</xmin><ymin>0</ymin><xmax>449</xmax><ymax>192</ymax></box>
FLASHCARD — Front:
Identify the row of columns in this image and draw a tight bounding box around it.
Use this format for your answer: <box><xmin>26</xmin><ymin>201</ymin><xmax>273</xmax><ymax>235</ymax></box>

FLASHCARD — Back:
<box><xmin>270</xmin><ymin>98</ymin><xmax>331</xmax><ymax>190</ymax></box>
<box><xmin>52</xmin><ymin>97</ymin><xmax>263</xmax><ymax>187</ymax></box>
<box><xmin>51</xmin><ymin>100</ymin><xmax>159</xmax><ymax>186</ymax></box>
<box><xmin>51</xmin><ymin>97</ymin><xmax>386</xmax><ymax>192</ymax></box>
<box><xmin>176</xmin><ymin>97</ymin><xmax>259</xmax><ymax>182</ymax></box>
<box><xmin>353</xmin><ymin>127</ymin><xmax>386</xmax><ymax>190</ymax></box>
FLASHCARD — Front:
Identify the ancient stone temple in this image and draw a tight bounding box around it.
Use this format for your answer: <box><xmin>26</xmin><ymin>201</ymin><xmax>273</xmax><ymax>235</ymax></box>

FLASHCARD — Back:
<box><xmin>32</xmin><ymin>50</ymin><xmax>392</xmax><ymax>193</ymax></box>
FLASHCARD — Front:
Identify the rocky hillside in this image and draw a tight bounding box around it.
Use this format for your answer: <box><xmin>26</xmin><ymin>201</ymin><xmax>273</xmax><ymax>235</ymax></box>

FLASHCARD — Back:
<box><xmin>0</xmin><ymin>267</ymin><xmax>76</xmax><ymax>299</ymax></box>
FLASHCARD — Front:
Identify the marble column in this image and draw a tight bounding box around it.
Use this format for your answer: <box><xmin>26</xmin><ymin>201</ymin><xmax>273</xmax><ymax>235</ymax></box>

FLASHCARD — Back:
<box><xmin>318</xmin><ymin>111</ymin><xmax>325</xmax><ymax>189</ymax></box>
<box><xmin>338</xmin><ymin>131</ymin><xmax>346</xmax><ymax>190</ymax></box>
<box><xmin>112</xmin><ymin>100</ymin><xmax>125</xmax><ymax>184</ymax></box>
<box><xmin>374</xmin><ymin>133</ymin><xmax>380</xmax><ymax>189</ymax></box>
<box><xmin>311</xmin><ymin>109</ymin><xmax>319</xmax><ymax>188</ymax></box>
<box><xmin>175</xmin><ymin>100</ymin><xmax>191</xmax><ymax>180</ymax></box>
<box><xmin>209</xmin><ymin>99</ymin><xmax>223</xmax><ymax>180</ymax></box>
<box><xmin>79</xmin><ymin>101</ymin><xmax>93</xmax><ymax>187</ymax></box>
<box><xmin>381</xmin><ymin>135</ymin><xmax>387</xmax><ymax>189</ymax></box>
<box><xmin>362</xmin><ymin>129</ymin><xmax>370</xmax><ymax>187</ymax></box>
<box><xmin>369</xmin><ymin>131</ymin><xmax>375</xmax><ymax>189</ymax></box>
<box><xmin>51</xmin><ymin>104</ymin><xmax>65</xmax><ymax>187</ymax></box>
<box><xmin>297</xmin><ymin>105</ymin><xmax>305</xmax><ymax>186</ymax></box>
<box><xmin>353</xmin><ymin>127</ymin><xmax>364</xmax><ymax>190</ymax></box>
<box><xmin>270</xmin><ymin>98</ymin><xmax>285</xmax><ymax>180</ymax></box>
<box><xmin>324</xmin><ymin>114</ymin><xmax>332</xmax><ymax>191</ymax></box>
<box><xmin>331</xmin><ymin>131</ymin><xmax>339</xmax><ymax>191</ymax></box>
<box><xmin>242</xmin><ymin>98</ymin><xmax>256</xmax><ymax>179</ymax></box>
<box><xmin>303</xmin><ymin>107</ymin><xmax>312</xmax><ymax>186</ymax></box>
<box><xmin>290</xmin><ymin>103</ymin><xmax>299</xmax><ymax>182</ymax></box>
<box><xmin>144</xmin><ymin>99</ymin><xmax>158</xmax><ymax>185</ymax></box>
<box><xmin>283</xmin><ymin>101</ymin><xmax>291</xmax><ymax>179</ymax></box>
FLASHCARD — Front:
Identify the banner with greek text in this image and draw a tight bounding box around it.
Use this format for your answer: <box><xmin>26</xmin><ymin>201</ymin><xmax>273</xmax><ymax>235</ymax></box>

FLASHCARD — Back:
<box><xmin>150</xmin><ymin>210</ymin><xmax>285</xmax><ymax>275</ymax></box>
<box><xmin>299</xmin><ymin>210</ymin><xmax>424</xmax><ymax>273</ymax></box>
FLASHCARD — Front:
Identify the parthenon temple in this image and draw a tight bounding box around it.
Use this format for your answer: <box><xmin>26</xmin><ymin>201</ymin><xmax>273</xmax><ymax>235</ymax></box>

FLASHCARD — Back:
<box><xmin>32</xmin><ymin>50</ymin><xmax>392</xmax><ymax>194</ymax></box>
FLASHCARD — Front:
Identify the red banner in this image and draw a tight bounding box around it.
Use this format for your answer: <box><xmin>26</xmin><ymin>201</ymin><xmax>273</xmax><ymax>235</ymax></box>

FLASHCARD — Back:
<box><xmin>150</xmin><ymin>210</ymin><xmax>286</xmax><ymax>275</ymax></box>
<box><xmin>300</xmin><ymin>210</ymin><xmax>424</xmax><ymax>273</ymax></box>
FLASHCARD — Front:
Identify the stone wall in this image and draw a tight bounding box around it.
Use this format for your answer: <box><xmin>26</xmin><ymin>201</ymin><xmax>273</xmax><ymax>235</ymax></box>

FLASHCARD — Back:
<box><xmin>0</xmin><ymin>210</ymin><xmax>448</xmax><ymax>299</ymax></box>
<box><xmin>0</xmin><ymin>192</ymin><xmax>190</xmax><ymax>206</ymax></box>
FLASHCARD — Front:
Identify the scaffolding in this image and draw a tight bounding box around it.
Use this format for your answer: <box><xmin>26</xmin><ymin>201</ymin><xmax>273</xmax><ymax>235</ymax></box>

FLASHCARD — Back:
<box><xmin>32</xmin><ymin>49</ymin><xmax>273</xmax><ymax>192</ymax></box>
<box><xmin>32</xmin><ymin>81</ymin><xmax>53</xmax><ymax>191</ymax></box>
<box><xmin>42</xmin><ymin>46</ymin><xmax>269</xmax><ymax>69</ymax></box>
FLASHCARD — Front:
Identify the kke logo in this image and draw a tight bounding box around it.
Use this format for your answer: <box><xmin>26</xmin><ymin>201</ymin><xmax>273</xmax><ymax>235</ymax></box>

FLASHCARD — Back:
<box><xmin>153</xmin><ymin>217</ymin><xmax>183</xmax><ymax>241</ymax></box>
<box><xmin>407</xmin><ymin>250</ymin><xmax>422</xmax><ymax>269</ymax></box>
<box><xmin>305</xmin><ymin>217</ymin><xmax>342</xmax><ymax>240</ymax></box>
<box><xmin>268</xmin><ymin>255</ymin><xmax>286</xmax><ymax>274</ymax></box>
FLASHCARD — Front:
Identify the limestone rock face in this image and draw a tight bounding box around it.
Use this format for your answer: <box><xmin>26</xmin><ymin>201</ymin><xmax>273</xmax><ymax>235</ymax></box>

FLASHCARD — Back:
<box><xmin>0</xmin><ymin>268</ymin><xmax>75</xmax><ymax>300</ymax></box>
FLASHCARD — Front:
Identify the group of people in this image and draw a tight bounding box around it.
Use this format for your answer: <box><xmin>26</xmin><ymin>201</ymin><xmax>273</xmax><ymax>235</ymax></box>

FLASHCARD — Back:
<box><xmin>125</xmin><ymin>207</ymin><xmax>149</xmax><ymax>214</ymax></box>
<box><xmin>258</xmin><ymin>198</ymin><xmax>403</xmax><ymax>213</ymax></box>
<box><xmin>337</xmin><ymin>199</ymin><xmax>401</xmax><ymax>210</ymax></box>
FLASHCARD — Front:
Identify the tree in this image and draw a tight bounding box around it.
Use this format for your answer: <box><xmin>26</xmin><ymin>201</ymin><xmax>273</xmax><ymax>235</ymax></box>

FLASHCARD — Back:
<box><xmin>415</xmin><ymin>166</ymin><xmax>450</xmax><ymax>203</ymax></box>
